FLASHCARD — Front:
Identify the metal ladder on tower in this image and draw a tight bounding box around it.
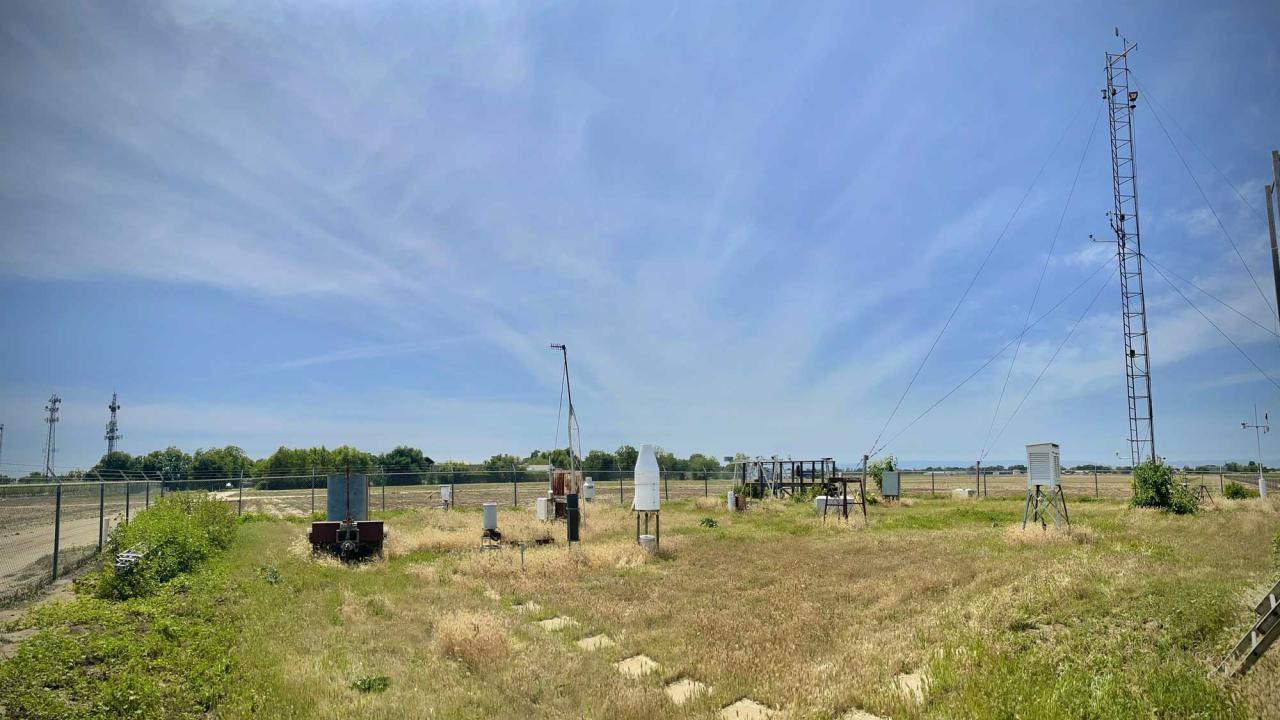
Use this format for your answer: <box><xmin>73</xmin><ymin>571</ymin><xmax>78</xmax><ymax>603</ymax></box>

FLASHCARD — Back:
<box><xmin>1105</xmin><ymin>35</ymin><xmax>1156</xmax><ymax>468</ymax></box>
<box><xmin>1216</xmin><ymin>579</ymin><xmax>1280</xmax><ymax>676</ymax></box>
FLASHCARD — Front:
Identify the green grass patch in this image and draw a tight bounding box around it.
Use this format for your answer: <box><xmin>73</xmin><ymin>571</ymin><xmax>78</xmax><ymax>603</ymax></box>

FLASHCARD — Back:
<box><xmin>0</xmin><ymin>495</ymin><xmax>242</xmax><ymax>719</ymax></box>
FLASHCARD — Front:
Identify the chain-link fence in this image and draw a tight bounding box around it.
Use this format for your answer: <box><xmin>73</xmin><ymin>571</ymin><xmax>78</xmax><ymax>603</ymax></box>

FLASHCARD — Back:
<box><xmin>898</xmin><ymin>470</ymin><xmax>1278</xmax><ymax>499</ymax></box>
<box><xmin>3</xmin><ymin>468</ymin><xmax>1276</xmax><ymax>604</ymax></box>
<box><xmin>0</xmin><ymin>479</ymin><xmax>150</xmax><ymax>605</ymax></box>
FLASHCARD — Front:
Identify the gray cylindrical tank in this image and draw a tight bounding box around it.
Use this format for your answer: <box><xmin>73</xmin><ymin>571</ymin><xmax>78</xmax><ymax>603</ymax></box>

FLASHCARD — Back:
<box><xmin>482</xmin><ymin>502</ymin><xmax>498</xmax><ymax>531</ymax></box>
<box><xmin>327</xmin><ymin>473</ymin><xmax>369</xmax><ymax>521</ymax></box>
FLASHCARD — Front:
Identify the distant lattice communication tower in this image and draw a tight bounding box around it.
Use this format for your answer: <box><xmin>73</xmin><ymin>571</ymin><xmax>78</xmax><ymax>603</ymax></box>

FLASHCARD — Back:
<box><xmin>44</xmin><ymin>394</ymin><xmax>61</xmax><ymax>480</ymax></box>
<box><xmin>1104</xmin><ymin>34</ymin><xmax>1156</xmax><ymax>468</ymax></box>
<box><xmin>106</xmin><ymin>392</ymin><xmax>122</xmax><ymax>455</ymax></box>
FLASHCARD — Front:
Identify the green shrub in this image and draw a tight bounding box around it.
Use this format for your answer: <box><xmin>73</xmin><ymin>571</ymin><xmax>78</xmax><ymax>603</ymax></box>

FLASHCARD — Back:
<box><xmin>95</xmin><ymin>493</ymin><xmax>237</xmax><ymax>600</ymax></box>
<box><xmin>1130</xmin><ymin>460</ymin><xmax>1196</xmax><ymax>515</ymax></box>
<box><xmin>868</xmin><ymin>455</ymin><xmax>896</xmax><ymax>491</ymax></box>
<box><xmin>791</xmin><ymin>487</ymin><xmax>820</xmax><ymax>504</ymax></box>
<box><xmin>1222</xmin><ymin>480</ymin><xmax>1258</xmax><ymax>499</ymax></box>
<box><xmin>0</xmin><ymin>565</ymin><xmax>238</xmax><ymax>719</ymax></box>
<box><xmin>732</xmin><ymin>482</ymin><xmax>763</xmax><ymax>500</ymax></box>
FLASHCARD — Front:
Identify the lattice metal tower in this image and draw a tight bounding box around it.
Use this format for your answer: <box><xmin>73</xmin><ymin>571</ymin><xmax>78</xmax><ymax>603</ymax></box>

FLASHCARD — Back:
<box><xmin>1104</xmin><ymin>34</ymin><xmax>1156</xmax><ymax>467</ymax></box>
<box><xmin>105</xmin><ymin>392</ymin><xmax>122</xmax><ymax>454</ymax></box>
<box><xmin>43</xmin><ymin>394</ymin><xmax>61</xmax><ymax>480</ymax></box>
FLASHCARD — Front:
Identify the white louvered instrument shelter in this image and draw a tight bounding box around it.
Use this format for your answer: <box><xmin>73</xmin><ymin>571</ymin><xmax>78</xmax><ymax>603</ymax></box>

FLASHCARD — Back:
<box><xmin>1026</xmin><ymin>443</ymin><xmax>1060</xmax><ymax>488</ymax></box>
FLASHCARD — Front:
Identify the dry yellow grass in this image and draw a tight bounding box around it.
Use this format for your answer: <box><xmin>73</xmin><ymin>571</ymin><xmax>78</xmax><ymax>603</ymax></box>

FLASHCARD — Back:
<box><xmin>433</xmin><ymin>608</ymin><xmax>511</xmax><ymax>668</ymax></box>
<box><xmin>215</xmin><ymin>496</ymin><xmax>1280</xmax><ymax>719</ymax></box>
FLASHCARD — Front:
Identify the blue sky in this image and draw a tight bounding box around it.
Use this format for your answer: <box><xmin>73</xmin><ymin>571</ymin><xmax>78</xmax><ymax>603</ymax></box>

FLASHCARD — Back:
<box><xmin>2</xmin><ymin>1</ymin><xmax>1279</xmax><ymax>471</ymax></box>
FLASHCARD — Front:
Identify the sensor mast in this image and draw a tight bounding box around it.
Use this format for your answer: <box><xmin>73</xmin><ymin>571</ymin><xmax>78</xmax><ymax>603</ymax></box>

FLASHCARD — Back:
<box><xmin>1104</xmin><ymin>32</ymin><xmax>1156</xmax><ymax>467</ymax></box>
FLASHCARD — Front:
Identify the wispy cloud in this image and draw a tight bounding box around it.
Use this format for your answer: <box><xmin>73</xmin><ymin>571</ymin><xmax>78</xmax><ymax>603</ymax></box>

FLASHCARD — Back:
<box><xmin>1</xmin><ymin>2</ymin><xmax>1278</xmax><ymax>468</ymax></box>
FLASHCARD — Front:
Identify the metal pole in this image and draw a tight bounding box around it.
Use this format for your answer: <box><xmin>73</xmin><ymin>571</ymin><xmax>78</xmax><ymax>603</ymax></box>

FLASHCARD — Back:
<box><xmin>51</xmin><ymin>482</ymin><xmax>62</xmax><ymax>582</ymax></box>
<box><xmin>620</xmin><ymin>474</ymin><xmax>624</xmax><ymax>505</ymax></box>
<box><xmin>513</xmin><ymin>473</ymin><xmax>518</xmax><ymax>509</ymax></box>
<box><xmin>97</xmin><ymin>477</ymin><xmax>105</xmax><ymax>551</ymax></box>
<box><xmin>1255</xmin><ymin>404</ymin><xmax>1268</xmax><ymax>499</ymax></box>
<box><xmin>238</xmin><ymin>472</ymin><xmax>244</xmax><ymax>516</ymax></box>
<box><xmin>310</xmin><ymin>472</ymin><xmax>315</xmax><ymax>514</ymax></box>
<box><xmin>125</xmin><ymin>480</ymin><xmax>131</xmax><ymax>524</ymax></box>
<box><xmin>1094</xmin><ymin>468</ymin><xmax>1099</xmax><ymax>497</ymax></box>
<box><xmin>704</xmin><ymin>471</ymin><xmax>708</xmax><ymax>497</ymax></box>
<box><xmin>381</xmin><ymin>470</ymin><xmax>386</xmax><ymax>512</ymax></box>
<box><xmin>975</xmin><ymin>460</ymin><xmax>981</xmax><ymax>498</ymax></box>
<box><xmin>931</xmin><ymin>471</ymin><xmax>935</xmax><ymax>497</ymax></box>
<box><xmin>551</xmin><ymin>344</ymin><xmax>580</xmax><ymax>485</ymax></box>
<box><xmin>145</xmin><ymin>479</ymin><xmax>150</xmax><ymax>508</ymax></box>
<box><xmin>664</xmin><ymin>472</ymin><xmax>669</xmax><ymax>501</ymax></box>
<box><xmin>1219</xmin><ymin>471</ymin><xmax>1225</xmax><ymax>495</ymax></box>
<box><xmin>861</xmin><ymin>454</ymin><xmax>869</xmax><ymax>502</ymax></box>
<box><xmin>1265</xmin><ymin>179</ymin><xmax>1280</xmax><ymax>328</ymax></box>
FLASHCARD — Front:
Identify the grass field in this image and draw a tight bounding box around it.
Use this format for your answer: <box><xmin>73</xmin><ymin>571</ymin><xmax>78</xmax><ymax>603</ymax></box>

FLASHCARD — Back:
<box><xmin>4</xmin><ymin>493</ymin><xmax>1280</xmax><ymax>719</ymax></box>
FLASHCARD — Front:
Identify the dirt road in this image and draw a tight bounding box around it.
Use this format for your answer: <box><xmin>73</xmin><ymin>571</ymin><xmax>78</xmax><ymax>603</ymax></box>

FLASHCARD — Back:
<box><xmin>0</xmin><ymin>516</ymin><xmax>104</xmax><ymax>599</ymax></box>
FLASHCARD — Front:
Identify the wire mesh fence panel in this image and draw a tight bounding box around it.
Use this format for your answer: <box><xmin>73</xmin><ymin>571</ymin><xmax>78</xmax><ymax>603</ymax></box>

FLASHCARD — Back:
<box><xmin>0</xmin><ymin>484</ymin><xmax>61</xmax><ymax>604</ymax></box>
<box><xmin>1221</xmin><ymin>472</ymin><xmax>1279</xmax><ymax>496</ymax></box>
<box><xmin>54</xmin><ymin>482</ymin><xmax>105</xmax><ymax>581</ymax></box>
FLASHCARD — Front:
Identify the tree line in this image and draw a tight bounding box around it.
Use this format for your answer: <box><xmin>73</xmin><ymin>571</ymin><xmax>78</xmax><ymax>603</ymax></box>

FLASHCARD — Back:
<box><xmin>3</xmin><ymin>444</ymin><xmax>726</xmax><ymax>486</ymax></box>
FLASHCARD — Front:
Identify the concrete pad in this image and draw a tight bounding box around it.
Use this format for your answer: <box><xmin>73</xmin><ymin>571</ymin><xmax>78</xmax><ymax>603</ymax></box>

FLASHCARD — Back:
<box><xmin>536</xmin><ymin>616</ymin><xmax>577</xmax><ymax>631</ymax></box>
<box><xmin>952</xmin><ymin>488</ymin><xmax>975</xmax><ymax>499</ymax></box>
<box><xmin>512</xmin><ymin>601</ymin><xmax>542</xmax><ymax>614</ymax></box>
<box><xmin>895</xmin><ymin>672</ymin><xmax>928</xmax><ymax>703</ymax></box>
<box><xmin>720</xmin><ymin>698</ymin><xmax>780</xmax><ymax>719</ymax></box>
<box><xmin>614</xmin><ymin>654</ymin><xmax>660</xmax><ymax>678</ymax></box>
<box><xmin>576</xmin><ymin>634</ymin><xmax>616</xmax><ymax>651</ymax></box>
<box><xmin>664</xmin><ymin>677</ymin><xmax>710</xmax><ymax>705</ymax></box>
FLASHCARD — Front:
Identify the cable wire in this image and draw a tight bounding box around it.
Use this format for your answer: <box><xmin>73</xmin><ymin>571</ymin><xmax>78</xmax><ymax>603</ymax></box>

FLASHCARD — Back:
<box><xmin>1137</xmin><ymin>79</ymin><xmax>1277</xmax><ymax>321</ymax></box>
<box><xmin>980</xmin><ymin>100</ymin><xmax>1104</xmax><ymax>461</ymax></box>
<box><xmin>1148</xmin><ymin>261</ymin><xmax>1280</xmax><ymax>394</ymax></box>
<box><xmin>1134</xmin><ymin>77</ymin><xmax>1269</xmax><ymax>226</ymax></box>
<box><xmin>1142</xmin><ymin>254</ymin><xmax>1280</xmax><ymax>340</ymax></box>
<box><xmin>870</xmin><ymin>257</ymin><xmax>1114</xmax><ymax>456</ymax></box>
<box><xmin>985</xmin><ymin>266</ymin><xmax>1117</xmax><ymax>454</ymax></box>
<box><xmin>865</xmin><ymin>92</ymin><xmax>1095</xmax><ymax>460</ymax></box>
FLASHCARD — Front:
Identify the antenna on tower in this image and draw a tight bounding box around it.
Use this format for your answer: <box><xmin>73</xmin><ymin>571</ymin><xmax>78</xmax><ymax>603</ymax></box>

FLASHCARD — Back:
<box><xmin>44</xmin><ymin>394</ymin><xmax>61</xmax><ymax>481</ymax></box>
<box><xmin>105</xmin><ymin>391</ymin><xmax>122</xmax><ymax>455</ymax></box>
<box><xmin>1103</xmin><ymin>34</ymin><xmax>1156</xmax><ymax>468</ymax></box>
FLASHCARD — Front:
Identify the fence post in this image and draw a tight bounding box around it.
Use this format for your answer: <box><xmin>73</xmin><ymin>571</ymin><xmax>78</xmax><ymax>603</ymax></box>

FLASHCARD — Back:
<box><xmin>98</xmin><ymin>479</ymin><xmax>105</xmax><ymax>551</ymax></box>
<box><xmin>931</xmin><ymin>472</ymin><xmax>935</xmax><ymax>497</ymax></box>
<box><xmin>512</xmin><ymin>475</ymin><xmax>518</xmax><ymax>509</ymax></box>
<box><xmin>664</xmin><ymin>473</ymin><xmax>669</xmax><ymax>501</ymax></box>
<box><xmin>1094</xmin><ymin>468</ymin><xmax>1099</xmax><ymax>497</ymax></box>
<box><xmin>619</xmin><ymin>475</ymin><xmax>624</xmax><ymax>505</ymax></box>
<box><xmin>52</xmin><ymin>482</ymin><xmax>63</xmax><ymax>582</ymax></box>
<box><xmin>125</xmin><ymin>481</ymin><xmax>131</xmax><ymax>525</ymax></box>
<box><xmin>238</xmin><ymin>473</ymin><xmax>244</xmax><ymax>516</ymax></box>
<box><xmin>145</xmin><ymin>480</ymin><xmax>150</xmax><ymax>508</ymax></box>
<box><xmin>310</xmin><ymin>472</ymin><xmax>315</xmax><ymax>514</ymax></box>
<box><xmin>381</xmin><ymin>472</ymin><xmax>386</xmax><ymax>512</ymax></box>
<box><xmin>704</xmin><ymin>471</ymin><xmax>708</xmax><ymax>498</ymax></box>
<box><xmin>1219</xmin><ymin>471</ymin><xmax>1224</xmax><ymax>495</ymax></box>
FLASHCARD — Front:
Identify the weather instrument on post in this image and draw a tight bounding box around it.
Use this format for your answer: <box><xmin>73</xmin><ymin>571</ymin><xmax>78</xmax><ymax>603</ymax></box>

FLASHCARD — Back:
<box><xmin>1242</xmin><ymin>406</ymin><xmax>1270</xmax><ymax>500</ymax></box>
<box><xmin>1104</xmin><ymin>31</ymin><xmax>1156</xmax><ymax>469</ymax></box>
<box><xmin>550</xmin><ymin>343</ymin><xmax>584</xmax><ymax>539</ymax></box>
